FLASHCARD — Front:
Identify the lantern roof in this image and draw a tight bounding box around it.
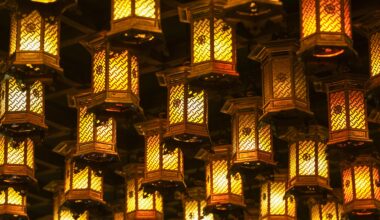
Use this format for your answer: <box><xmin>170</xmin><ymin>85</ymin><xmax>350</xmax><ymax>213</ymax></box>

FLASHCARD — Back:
<box><xmin>221</xmin><ymin>96</ymin><xmax>262</xmax><ymax>115</ymax></box>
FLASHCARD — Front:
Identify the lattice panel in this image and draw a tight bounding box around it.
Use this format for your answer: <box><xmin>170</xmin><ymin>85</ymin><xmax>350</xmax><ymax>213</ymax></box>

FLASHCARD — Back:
<box><xmin>294</xmin><ymin>62</ymin><xmax>307</xmax><ymax>101</ymax></box>
<box><xmin>260</xmin><ymin>183</ymin><xmax>268</xmax><ymax>216</ymax></box>
<box><xmin>206</xmin><ymin>163</ymin><xmax>211</xmax><ymax>197</ymax></box>
<box><xmin>270</xmin><ymin>182</ymin><xmax>286</xmax><ymax>215</ymax></box>
<box><xmin>263</xmin><ymin>64</ymin><xmax>271</xmax><ymax>105</ymax></box>
<box><xmin>289</xmin><ymin>144</ymin><xmax>297</xmax><ymax>179</ymax></box>
<box><xmin>109</xmin><ymin>50</ymin><xmax>129</xmax><ymax>91</ymax></box>
<box><xmin>9</xmin><ymin>15</ymin><xmax>17</xmax><ymax>55</ymax></box>
<box><xmin>126</xmin><ymin>179</ymin><xmax>136</xmax><ymax>212</ymax></box>
<box><xmin>373</xmin><ymin>167</ymin><xmax>380</xmax><ymax>200</ymax></box>
<box><xmin>343</xmin><ymin>0</ymin><xmax>352</xmax><ymax>38</ymax></box>
<box><xmin>193</xmin><ymin>18</ymin><xmax>211</xmax><ymax>63</ymax></box>
<box><xmin>8</xmin><ymin>78</ymin><xmax>27</xmax><ymax>112</ymax></box>
<box><xmin>230</xmin><ymin>172</ymin><xmax>242</xmax><ymax>195</ymax></box>
<box><xmin>8</xmin><ymin>188</ymin><xmax>23</xmax><ymax>205</ymax></box>
<box><xmin>318</xmin><ymin>143</ymin><xmax>328</xmax><ymax>178</ymax></box>
<box><xmin>321</xmin><ymin>202</ymin><xmax>339</xmax><ymax>220</ymax></box>
<box><xmin>301</xmin><ymin>0</ymin><xmax>316</xmax><ymax>37</ymax></box>
<box><xmin>0</xmin><ymin>137</ymin><xmax>4</xmax><ymax>165</ymax></box>
<box><xmin>44</xmin><ymin>20</ymin><xmax>58</xmax><ymax>55</ymax></box>
<box><xmin>0</xmin><ymin>80</ymin><xmax>6</xmax><ymax>117</ymax></box>
<box><xmin>185</xmin><ymin>200</ymin><xmax>198</xmax><ymax>220</ymax></box>
<box><xmin>72</xmin><ymin>166</ymin><xmax>89</xmax><ymax>189</ymax></box>
<box><xmin>137</xmin><ymin>178</ymin><xmax>154</xmax><ymax>210</ymax></box>
<box><xmin>90</xmin><ymin>170</ymin><xmax>102</xmax><ymax>192</ymax></box>
<box><xmin>156</xmin><ymin>192</ymin><xmax>163</xmax><ymax>212</ymax></box>
<box><xmin>169</xmin><ymin>84</ymin><xmax>185</xmax><ymax>124</ymax></box>
<box><xmin>238</xmin><ymin>113</ymin><xmax>256</xmax><ymax>151</ymax></box>
<box><xmin>93</xmin><ymin>49</ymin><xmax>106</xmax><ymax>93</ymax></box>
<box><xmin>202</xmin><ymin>200</ymin><xmax>213</xmax><ymax>220</ymax></box>
<box><xmin>354</xmin><ymin>165</ymin><xmax>372</xmax><ymax>199</ymax></box>
<box><xmin>311</xmin><ymin>204</ymin><xmax>320</xmax><ymax>220</ymax></box>
<box><xmin>135</xmin><ymin>0</ymin><xmax>156</xmax><ymax>18</ymax></box>
<box><xmin>20</xmin><ymin>10</ymin><xmax>41</xmax><ymax>51</ymax></box>
<box><xmin>349</xmin><ymin>90</ymin><xmax>366</xmax><ymax>129</ymax></box>
<box><xmin>30</xmin><ymin>80</ymin><xmax>43</xmax><ymax>114</ymax></box>
<box><xmin>0</xmin><ymin>190</ymin><xmax>5</xmax><ymax>204</ymax></box>
<box><xmin>342</xmin><ymin>168</ymin><xmax>353</xmax><ymax>203</ymax></box>
<box><xmin>329</xmin><ymin>91</ymin><xmax>346</xmax><ymax>131</ymax></box>
<box><xmin>370</xmin><ymin>33</ymin><xmax>380</xmax><ymax>77</ymax></box>
<box><xmin>187</xmin><ymin>88</ymin><xmax>205</xmax><ymax>124</ymax></box>
<box><xmin>162</xmin><ymin>147</ymin><xmax>179</xmax><ymax>171</ymax></box>
<box><xmin>78</xmin><ymin>108</ymin><xmax>94</xmax><ymax>143</ymax></box>
<box><xmin>96</xmin><ymin>118</ymin><xmax>114</xmax><ymax>143</ymax></box>
<box><xmin>26</xmin><ymin>139</ymin><xmax>33</xmax><ymax>169</ymax></box>
<box><xmin>298</xmin><ymin>140</ymin><xmax>316</xmax><ymax>176</ymax></box>
<box><xmin>7</xmin><ymin>141</ymin><xmax>24</xmax><ymax>165</ymax></box>
<box><xmin>212</xmin><ymin>160</ymin><xmax>228</xmax><ymax>194</ymax></box>
<box><xmin>214</xmin><ymin>18</ymin><xmax>233</xmax><ymax>62</ymax></box>
<box><xmin>287</xmin><ymin>196</ymin><xmax>296</xmax><ymax>217</ymax></box>
<box><xmin>319</xmin><ymin>0</ymin><xmax>342</xmax><ymax>33</ymax></box>
<box><xmin>65</xmin><ymin>165</ymin><xmax>70</xmax><ymax>193</ymax></box>
<box><xmin>146</xmin><ymin>135</ymin><xmax>160</xmax><ymax>172</ymax></box>
<box><xmin>131</xmin><ymin>56</ymin><xmax>139</xmax><ymax>95</ymax></box>
<box><xmin>113</xmin><ymin>0</ymin><xmax>131</xmax><ymax>20</ymax></box>
<box><xmin>60</xmin><ymin>210</ymin><xmax>88</xmax><ymax>220</ymax></box>
<box><xmin>259</xmin><ymin>124</ymin><xmax>272</xmax><ymax>152</ymax></box>
<box><xmin>273</xmin><ymin>58</ymin><xmax>291</xmax><ymax>99</ymax></box>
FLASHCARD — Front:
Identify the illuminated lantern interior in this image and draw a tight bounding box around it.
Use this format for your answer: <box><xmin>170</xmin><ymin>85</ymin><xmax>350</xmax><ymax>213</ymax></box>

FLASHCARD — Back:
<box><xmin>370</xmin><ymin>33</ymin><xmax>380</xmax><ymax>79</ymax></box>
<box><xmin>299</xmin><ymin>0</ymin><xmax>353</xmax><ymax>57</ymax></box>
<box><xmin>0</xmin><ymin>77</ymin><xmax>46</xmax><ymax>133</ymax></box>
<box><xmin>310</xmin><ymin>200</ymin><xmax>343</xmax><ymax>220</ymax></box>
<box><xmin>184</xmin><ymin>187</ymin><xmax>214</xmax><ymax>220</ymax></box>
<box><xmin>326</xmin><ymin>79</ymin><xmax>371</xmax><ymax>146</ymax></box>
<box><xmin>0</xmin><ymin>187</ymin><xmax>27</xmax><ymax>217</ymax></box>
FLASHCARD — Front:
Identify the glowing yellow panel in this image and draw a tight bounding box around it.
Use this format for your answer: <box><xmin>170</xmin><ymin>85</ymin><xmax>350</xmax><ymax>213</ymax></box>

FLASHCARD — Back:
<box><xmin>370</xmin><ymin>33</ymin><xmax>380</xmax><ymax>77</ymax></box>
<box><xmin>109</xmin><ymin>50</ymin><xmax>129</xmax><ymax>91</ymax></box>
<box><xmin>295</xmin><ymin>63</ymin><xmax>307</xmax><ymax>101</ymax></box>
<box><xmin>342</xmin><ymin>169</ymin><xmax>353</xmax><ymax>203</ymax></box>
<box><xmin>79</xmin><ymin>108</ymin><xmax>94</xmax><ymax>143</ymax></box>
<box><xmin>260</xmin><ymin>183</ymin><xmax>268</xmax><ymax>216</ymax></box>
<box><xmin>169</xmin><ymin>84</ymin><xmax>185</xmax><ymax>124</ymax></box>
<box><xmin>137</xmin><ymin>178</ymin><xmax>154</xmax><ymax>210</ymax></box>
<box><xmin>349</xmin><ymin>91</ymin><xmax>366</xmax><ymax>129</ymax></box>
<box><xmin>201</xmin><ymin>200</ymin><xmax>213</xmax><ymax>220</ymax></box>
<box><xmin>146</xmin><ymin>135</ymin><xmax>160</xmax><ymax>172</ymax></box>
<box><xmin>318</xmin><ymin>142</ymin><xmax>328</xmax><ymax>178</ymax></box>
<box><xmin>27</xmin><ymin>139</ymin><xmax>33</xmax><ymax>169</ymax></box>
<box><xmin>321</xmin><ymin>202</ymin><xmax>340</xmax><ymax>220</ymax></box>
<box><xmin>93</xmin><ymin>49</ymin><xmax>106</xmax><ymax>93</ymax></box>
<box><xmin>301</xmin><ymin>0</ymin><xmax>316</xmax><ymax>37</ymax></box>
<box><xmin>184</xmin><ymin>200</ymin><xmax>198</xmax><ymax>220</ymax></box>
<box><xmin>187</xmin><ymin>88</ymin><xmax>205</xmax><ymax>124</ymax></box>
<box><xmin>288</xmin><ymin>196</ymin><xmax>296</xmax><ymax>217</ymax></box>
<box><xmin>72</xmin><ymin>166</ymin><xmax>89</xmax><ymax>189</ymax></box>
<box><xmin>0</xmin><ymin>137</ymin><xmax>4</xmax><ymax>165</ymax></box>
<box><xmin>193</xmin><ymin>18</ymin><xmax>211</xmax><ymax>63</ymax></box>
<box><xmin>289</xmin><ymin>144</ymin><xmax>297</xmax><ymax>179</ymax></box>
<box><xmin>206</xmin><ymin>163</ymin><xmax>211</xmax><ymax>197</ymax></box>
<box><xmin>8</xmin><ymin>188</ymin><xmax>23</xmax><ymax>205</ymax></box>
<box><xmin>113</xmin><ymin>0</ymin><xmax>132</xmax><ymax>20</ymax></box>
<box><xmin>126</xmin><ymin>179</ymin><xmax>136</xmax><ymax>212</ymax></box>
<box><xmin>20</xmin><ymin>10</ymin><xmax>41</xmax><ymax>51</ymax></box>
<box><xmin>131</xmin><ymin>56</ymin><xmax>139</xmax><ymax>95</ymax></box>
<box><xmin>8</xmin><ymin>78</ymin><xmax>27</xmax><ymax>112</ymax></box>
<box><xmin>269</xmin><ymin>182</ymin><xmax>286</xmax><ymax>215</ymax></box>
<box><xmin>329</xmin><ymin>91</ymin><xmax>346</xmax><ymax>131</ymax></box>
<box><xmin>259</xmin><ymin>124</ymin><xmax>272</xmax><ymax>152</ymax></box>
<box><xmin>90</xmin><ymin>170</ymin><xmax>102</xmax><ymax>192</ymax></box>
<box><xmin>65</xmin><ymin>168</ymin><xmax>71</xmax><ymax>193</ymax></box>
<box><xmin>0</xmin><ymin>80</ymin><xmax>6</xmax><ymax>117</ymax></box>
<box><xmin>9</xmin><ymin>15</ymin><xmax>17</xmax><ymax>55</ymax></box>
<box><xmin>162</xmin><ymin>147</ymin><xmax>179</xmax><ymax>171</ymax></box>
<box><xmin>155</xmin><ymin>192</ymin><xmax>163</xmax><ymax>212</ymax></box>
<box><xmin>231</xmin><ymin>172</ymin><xmax>242</xmax><ymax>195</ymax></box>
<box><xmin>213</xmin><ymin>18</ymin><xmax>233</xmax><ymax>62</ymax></box>
<box><xmin>96</xmin><ymin>118</ymin><xmax>114</xmax><ymax>143</ymax></box>
<box><xmin>212</xmin><ymin>160</ymin><xmax>228</xmax><ymax>194</ymax></box>
<box><xmin>343</xmin><ymin>0</ymin><xmax>352</xmax><ymax>38</ymax></box>
<box><xmin>0</xmin><ymin>190</ymin><xmax>5</xmax><ymax>205</ymax></box>
<box><xmin>298</xmin><ymin>140</ymin><xmax>316</xmax><ymax>176</ymax></box>
<box><xmin>238</xmin><ymin>114</ymin><xmax>256</xmax><ymax>151</ymax></box>
<box><xmin>7</xmin><ymin>141</ymin><xmax>24</xmax><ymax>165</ymax></box>
<box><xmin>60</xmin><ymin>210</ymin><xmax>88</xmax><ymax>220</ymax></box>
<box><xmin>273</xmin><ymin>58</ymin><xmax>291</xmax><ymax>98</ymax></box>
<box><xmin>135</xmin><ymin>0</ymin><xmax>156</xmax><ymax>18</ymax></box>
<box><xmin>354</xmin><ymin>166</ymin><xmax>371</xmax><ymax>200</ymax></box>
<box><xmin>44</xmin><ymin>20</ymin><xmax>58</xmax><ymax>55</ymax></box>
<box><xmin>319</xmin><ymin>0</ymin><xmax>341</xmax><ymax>33</ymax></box>
<box><xmin>373</xmin><ymin>167</ymin><xmax>380</xmax><ymax>200</ymax></box>
<box><xmin>30</xmin><ymin>80</ymin><xmax>44</xmax><ymax>114</ymax></box>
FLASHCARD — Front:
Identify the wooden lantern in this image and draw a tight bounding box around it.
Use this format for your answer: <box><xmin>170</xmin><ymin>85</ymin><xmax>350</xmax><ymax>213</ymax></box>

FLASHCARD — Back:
<box><xmin>341</xmin><ymin>155</ymin><xmax>380</xmax><ymax>215</ymax></box>
<box><xmin>310</xmin><ymin>200</ymin><xmax>343</xmax><ymax>220</ymax></box>
<box><xmin>183</xmin><ymin>187</ymin><xmax>214</xmax><ymax>220</ymax></box>
<box><xmin>120</xmin><ymin>164</ymin><xmax>163</xmax><ymax>220</ymax></box>
<box><xmin>283</xmin><ymin>126</ymin><xmax>331</xmax><ymax>195</ymax></box>
<box><xmin>135</xmin><ymin>119</ymin><xmax>185</xmax><ymax>189</ymax></box>
<box><xmin>205</xmin><ymin>145</ymin><xmax>245</xmax><ymax>210</ymax></box>
<box><xmin>0</xmin><ymin>77</ymin><xmax>46</xmax><ymax>133</ymax></box>
<box><xmin>0</xmin><ymin>135</ymin><xmax>35</xmax><ymax>184</ymax></box>
<box><xmin>86</xmin><ymin>38</ymin><xmax>141</xmax><ymax>113</ymax></box>
<box><xmin>76</xmin><ymin>106</ymin><xmax>118</xmax><ymax>162</ymax></box>
<box><xmin>157</xmin><ymin>66</ymin><xmax>209</xmax><ymax>143</ymax></box>
<box><xmin>185</xmin><ymin>1</ymin><xmax>238</xmax><ymax>83</ymax></box>
<box><xmin>221</xmin><ymin>96</ymin><xmax>275</xmax><ymax>168</ymax></box>
<box><xmin>299</xmin><ymin>0</ymin><xmax>353</xmax><ymax>58</ymax></box>
<box><xmin>0</xmin><ymin>187</ymin><xmax>27</xmax><ymax>218</ymax></box>
<box><xmin>249</xmin><ymin>40</ymin><xmax>312</xmax><ymax>120</ymax></box>
<box><xmin>260</xmin><ymin>174</ymin><xmax>296</xmax><ymax>220</ymax></box>
<box><xmin>109</xmin><ymin>0</ymin><xmax>162</xmax><ymax>40</ymax></box>
<box><xmin>326</xmin><ymin>79</ymin><xmax>371</xmax><ymax>146</ymax></box>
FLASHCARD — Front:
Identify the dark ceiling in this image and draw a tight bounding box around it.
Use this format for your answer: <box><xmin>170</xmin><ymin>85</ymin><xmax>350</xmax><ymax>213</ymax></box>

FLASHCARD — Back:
<box><xmin>0</xmin><ymin>0</ymin><xmax>380</xmax><ymax>219</ymax></box>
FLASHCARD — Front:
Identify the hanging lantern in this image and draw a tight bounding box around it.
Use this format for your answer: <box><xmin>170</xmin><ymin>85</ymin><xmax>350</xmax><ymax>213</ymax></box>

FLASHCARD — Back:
<box><xmin>341</xmin><ymin>155</ymin><xmax>380</xmax><ymax>216</ymax></box>
<box><xmin>283</xmin><ymin>126</ymin><xmax>331</xmax><ymax>195</ymax></box>
<box><xmin>119</xmin><ymin>163</ymin><xmax>163</xmax><ymax>220</ymax></box>
<box><xmin>76</xmin><ymin>106</ymin><xmax>118</xmax><ymax>162</ymax></box>
<box><xmin>135</xmin><ymin>118</ymin><xmax>185</xmax><ymax>190</ymax></box>
<box><xmin>260</xmin><ymin>173</ymin><xmax>296</xmax><ymax>219</ymax></box>
<box><xmin>183</xmin><ymin>187</ymin><xmax>214</xmax><ymax>220</ymax></box>
<box><xmin>205</xmin><ymin>145</ymin><xmax>245</xmax><ymax>211</ymax></box>
<box><xmin>221</xmin><ymin>96</ymin><xmax>275</xmax><ymax>168</ymax></box>
<box><xmin>0</xmin><ymin>77</ymin><xmax>46</xmax><ymax>133</ymax></box>
<box><xmin>249</xmin><ymin>40</ymin><xmax>312</xmax><ymax>120</ymax></box>
<box><xmin>85</xmin><ymin>38</ymin><xmax>141</xmax><ymax>114</ymax></box>
<box><xmin>310</xmin><ymin>200</ymin><xmax>343</xmax><ymax>220</ymax></box>
<box><xmin>0</xmin><ymin>187</ymin><xmax>27</xmax><ymax>218</ymax></box>
<box><xmin>298</xmin><ymin>0</ymin><xmax>353</xmax><ymax>58</ymax></box>
<box><xmin>156</xmin><ymin>66</ymin><xmax>209</xmax><ymax>143</ymax></box>
<box><xmin>114</xmin><ymin>211</ymin><xmax>125</xmax><ymax>220</ymax></box>
<box><xmin>109</xmin><ymin>0</ymin><xmax>161</xmax><ymax>41</ymax></box>
<box><xmin>0</xmin><ymin>135</ymin><xmax>35</xmax><ymax>184</ymax></box>
<box><xmin>326</xmin><ymin>79</ymin><xmax>371</xmax><ymax>146</ymax></box>
<box><xmin>182</xmin><ymin>1</ymin><xmax>238</xmax><ymax>84</ymax></box>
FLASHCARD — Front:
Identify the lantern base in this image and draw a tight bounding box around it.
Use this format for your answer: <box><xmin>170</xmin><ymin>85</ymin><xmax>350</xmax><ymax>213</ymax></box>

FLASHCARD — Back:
<box><xmin>126</xmin><ymin>210</ymin><xmax>163</xmax><ymax>220</ymax></box>
<box><xmin>233</xmin><ymin>151</ymin><xmax>276</xmax><ymax>168</ymax></box>
<box><xmin>165</xmin><ymin>123</ymin><xmax>209</xmax><ymax>143</ymax></box>
<box><xmin>64</xmin><ymin>189</ymin><xmax>105</xmax><ymax>205</ymax></box>
<box><xmin>206</xmin><ymin>193</ymin><xmax>245</xmax><ymax>210</ymax></box>
<box><xmin>89</xmin><ymin>91</ymin><xmax>143</xmax><ymax>115</ymax></box>
<box><xmin>344</xmin><ymin>200</ymin><xmax>380</xmax><ymax>216</ymax></box>
<box><xmin>327</xmin><ymin>130</ymin><xmax>372</xmax><ymax>147</ymax></box>
<box><xmin>74</xmin><ymin>142</ymin><xmax>119</xmax><ymax>163</ymax></box>
<box><xmin>260</xmin><ymin>215</ymin><xmax>295</xmax><ymax>220</ymax></box>
<box><xmin>261</xmin><ymin>100</ymin><xmax>313</xmax><ymax>122</ymax></box>
<box><xmin>0</xmin><ymin>113</ymin><xmax>47</xmax><ymax>134</ymax></box>
<box><xmin>142</xmin><ymin>171</ymin><xmax>186</xmax><ymax>194</ymax></box>
<box><xmin>231</xmin><ymin>161</ymin><xmax>276</xmax><ymax>179</ymax></box>
<box><xmin>286</xmin><ymin>176</ymin><xmax>332</xmax><ymax>196</ymax></box>
<box><xmin>62</xmin><ymin>195</ymin><xmax>109</xmax><ymax>219</ymax></box>
<box><xmin>0</xmin><ymin>165</ymin><xmax>37</xmax><ymax>185</ymax></box>
<box><xmin>109</xmin><ymin>18</ymin><xmax>162</xmax><ymax>43</ymax></box>
<box><xmin>0</xmin><ymin>205</ymin><xmax>28</xmax><ymax>219</ymax></box>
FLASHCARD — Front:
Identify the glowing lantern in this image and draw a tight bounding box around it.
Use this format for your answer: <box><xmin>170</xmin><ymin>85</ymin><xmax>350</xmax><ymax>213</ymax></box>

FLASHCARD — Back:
<box><xmin>0</xmin><ymin>187</ymin><xmax>27</xmax><ymax>218</ymax></box>
<box><xmin>85</xmin><ymin>39</ymin><xmax>141</xmax><ymax>113</ymax></box>
<box><xmin>342</xmin><ymin>155</ymin><xmax>380</xmax><ymax>215</ymax></box>
<box><xmin>0</xmin><ymin>77</ymin><xmax>46</xmax><ymax>133</ymax></box>
<box><xmin>260</xmin><ymin>174</ymin><xmax>296</xmax><ymax>219</ymax></box>
<box><xmin>184</xmin><ymin>1</ymin><xmax>238</xmax><ymax>83</ymax></box>
<box><xmin>114</xmin><ymin>211</ymin><xmax>125</xmax><ymax>220</ymax></box>
<box><xmin>249</xmin><ymin>40</ymin><xmax>311</xmax><ymax>119</ymax></box>
<box><xmin>76</xmin><ymin>106</ymin><xmax>118</xmax><ymax>162</ymax></box>
<box><xmin>135</xmin><ymin>119</ymin><xmax>185</xmax><ymax>189</ymax></box>
<box><xmin>299</xmin><ymin>0</ymin><xmax>353</xmax><ymax>58</ymax></box>
<box><xmin>119</xmin><ymin>163</ymin><xmax>163</xmax><ymax>220</ymax></box>
<box><xmin>183</xmin><ymin>187</ymin><xmax>214</xmax><ymax>220</ymax></box>
<box><xmin>310</xmin><ymin>200</ymin><xmax>343</xmax><ymax>220</ymax></box>
<box><xmin>157</xmin><ymin>66</ymin><xmax>208</xmax><ymax>143</ymax></box>
<box><xmin>205</xmin><ymin>145</ymin><xmax>245</xmax><ymax>210</ymax></box>
<box><xmin>326</xmin><ymin>79</ymin><xmax>371</xmax><ymax>146</ymax></box>
<box><xmin>109</xmin><ymin>0</ymin><xmax>162</xmax><ymax>40</ymax></box>
<box><xmin>221</xmin><ymin>96</ymin><xmax>275</xmax><ymax>168</ymax></box>
<box><xmin>0</xmin><ymin>136</ymin><xmax>35</xmax><ymax>184</ymax></box>
<box><xmin>284</xmin><ymin>126</ymin><xmax>331</xmax><ymax>194</ymax></box>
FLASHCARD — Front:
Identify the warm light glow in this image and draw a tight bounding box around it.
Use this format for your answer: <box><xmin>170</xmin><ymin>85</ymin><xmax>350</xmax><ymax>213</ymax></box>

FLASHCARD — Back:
<box><xmin>0</xmin><ymin>187</ymin><xmax>24</xmax><ymax>206</ymax></box>
<box><xmin>310</xmin><ymin>201</ymin><xmax>343</xmax><ymax>220</ymax></box>
<box><xmin>113</xmin><ymin>0</ymin><xmax>156</xmax><ymax>21</ymax></box>
<box><xmin>0</xmin><ymin>136</ymin><xmax>34</xmax><ymax>169</ymax></box>
<box><xmin>66</xmin><ymin>161</ymin><xmax>103</xmax><ymax>194</ymax></box>
<box><xmin>184</xmin><ymin>200</ymin><xmax>213</xmax><ymax>220</ymax></box>
<box><xmin>60</xmin><ymin>210</ymin><xmax>89</xmax><ymax>220</ymax></box>
<box><xmin>31</xmin><ymin>0</ymin><xmax>57</xmax><ymax>3</ymax></box>
<box><xmin>370</xmin><ymin>33</ymin><xmax>380</xmax><ymax>78</ymax></box>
